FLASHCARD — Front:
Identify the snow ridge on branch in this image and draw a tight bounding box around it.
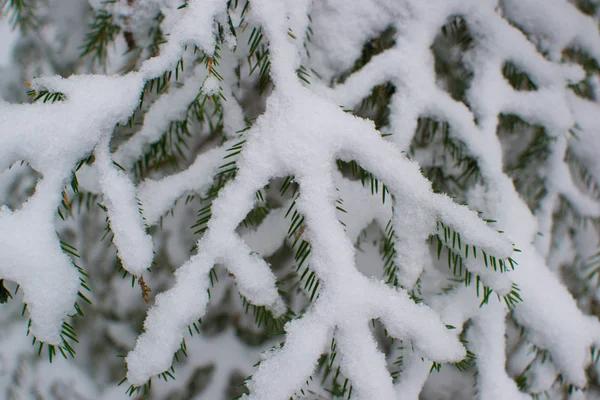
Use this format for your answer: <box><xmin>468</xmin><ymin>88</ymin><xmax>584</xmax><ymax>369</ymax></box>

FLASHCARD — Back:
<box><xmin>1</xmin><ymin>0</ymin><xmax>600</xmax><ymax>398</ymax></box>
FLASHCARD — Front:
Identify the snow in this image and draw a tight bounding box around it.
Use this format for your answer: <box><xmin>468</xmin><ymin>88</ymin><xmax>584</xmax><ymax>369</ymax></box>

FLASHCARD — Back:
<box><xmin>95</xmin><ymin>134</ymin><xmax>154</xmax><ymax>276</ymax></box>
<box><xmin>0</xmin><ymin>73</ymin><xmax>144</xmax><ymax>343</ymax></box>
<box><xmin>114</xmin><ymin>63</ymin><xmax>208</xmax><ymax>170</ymax></box>
<box><xmin>321</xmin><ymin>0</ymin><xmax>600</xmax><ymax>392</ymax></box>
<box><xmin>136</xmin><ymin>145</ymin><xmax>226</xmax><ymax>226</ymax></box>
<box><xmin>502</xmin><ymin>0</ymin><xmax>600</xmax><ymax>62</ymax></box>
<box><xmin>2</xmin><ymin>0</ymin><xmax>600</xmax><ymax>397</ymax></box>
<box><xmin>139</xmin><ymin>0</ymin><xmax>228</xmax><ymax>79</ymax></box>
<box><xmin>126</xmin><ymin>0</ymin><xmax>514</xmax><ymax>389</ymax></box>
<box><xmin>0</xmin><ymin>0</ymin><xmax>234</xmax><ymax>343</ymax></box>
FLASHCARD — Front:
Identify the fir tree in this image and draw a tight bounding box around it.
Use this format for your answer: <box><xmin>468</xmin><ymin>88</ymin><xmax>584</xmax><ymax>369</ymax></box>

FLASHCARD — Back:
<box><xmin>1</xmin><ymin>1</ymin><xmax>600</xmax><ymax>399</ymax></box>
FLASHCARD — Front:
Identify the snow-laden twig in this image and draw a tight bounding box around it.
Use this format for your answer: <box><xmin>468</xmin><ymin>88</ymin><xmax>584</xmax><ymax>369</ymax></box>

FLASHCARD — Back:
<box><xmin>319</xmin><ymin>0</ymin><xmax>600</xmax><ymax>393</ymax></box>
<box><xmin>0</xmin><ymin>0</ymin><xmax>230</xmax><ymax>343</ymax></box>
<box><xmin>2</xmin><ymin>0</ymin><xmax>600</xmax><ymax>398</ymax></box>
<box><xmin>125</xmin><ymin>2</ymin><xmax>514</xmax><ymax>397</ymax></box>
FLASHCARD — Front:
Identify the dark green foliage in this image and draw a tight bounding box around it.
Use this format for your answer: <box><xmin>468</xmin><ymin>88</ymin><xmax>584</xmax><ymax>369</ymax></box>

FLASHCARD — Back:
<box><xmin>571</xmin><ymin>0</ymin><xmax>598</xmax><ymax>16</ymax></box>
<box><xmin>310</xmin><ymin>337</ymin><xmax>353</xmax><ymax>400</ymax></box>
<box><xmin>563</xmin><ymin>47</ymin><xmax>600</xmax><ymax>100</ymax></box>
<box><xmin>499</xmin><ymin>115</ymin><xmax>553</xmax><ymax>211</ymax></box>
<box><xmin>433</xmin><ymin>220</ymin><xmax>522</xmax><ymax>308</ymax></box>
<box><xmin>26</xmin><ymin>88</ymin><xmax>65</xmax><ymax>103</ymax></box>
<box><xmin>284</xmin><ymin>190</ymin><xmax>321</xmax><ymax>303</ymax></box>
<box><xmin>191</xmin><ymin>139</ymin><xmax>245</xmax><ymax>237</ymax></box>
<box><xmin>502</xmin><ymin>62</ymin><xmax>538</xmax><ymax>91</ymax></box>
<box><xmin>16</xmin><ymin>240</ymin><xmax>91</xmax><ymax>363</ymax></box>
<box><xmin>240</xmin><ymin>294</ymin><xmax>293</xmax><ymax>334</ymax></box>
<box><xmin>0</xmin><ymin>279</ymin><xmax>12</xmax><ymax>303</ymax></box>
<box><xmin>354</xmin><ymin>83</ymin><xmax>396</xmax><ymax>130</ymax></box>
<box><xmin>335</xmin><ymin>26</ymin><xmax>396</xmax><ymax>129</ymax></box>
<box><xmin>433</xmin><ymin>16</ymin><xmax>474</xmax><ymax>102</ymax></box>
<box><xmin>337</xmin><ymin>26</ymin><xmax>396</xmax><ymax>85</ymax></box>
<box><xmin>1</xmin><ymin>0</ymin><xmax>38</xmax><ymax>33</ymax></box>
<box><xmin>81</xmin><ymin>8</ymin><xmax>121</xmax><ymax>68</ymax></box>
<box><xmin>6</xmin><ymin>1</ymin><xmax>599</xmax><ymax>398</ymax></box>
<box><xmin>247</xmin><ymin>26</ymin><xmax>272</xmax><ymax>93</ymax></box>
<box><xmin>381</xmin><ymin>220</ymin><xmax>399</xmax><ymax>286</ymax></box>
<box><xmin>411</xmin><ymin>118</ymin><xmax>481</xmax><ymax>198</ymax></box>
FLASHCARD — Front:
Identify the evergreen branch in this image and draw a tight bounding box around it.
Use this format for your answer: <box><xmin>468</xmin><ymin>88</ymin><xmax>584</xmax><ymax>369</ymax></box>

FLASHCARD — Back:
<box><xmin>135</xmin><ymin>85</ymin><xmax>224</xmax><ymax>179</ymax></box>
<box><xmin>434</xmin><ymin>221</ymin><xmax>521</xmax><ymax>308</ymax></box>
<box><xmin>80</xmin><ymin>8</ymin><xmax>121</xmax><ymax>68</ymax></box>
<box><xmin>502</xmin><ymin>62</ymin><xmax>538</xmax><ymax>91</ymax></box>
<box><xmin>0</xmin><ymin>279</ymin><xmax>12</xmax><ymax>303</ymax></box>
<box><xmin>284</xmin><ymin>192</ymin><xmax>322</xmax><ymax>303</ymax></box>
<box><xmin>1</xmin><ymin>0</ymin><xmax>38</xmax><ymax>33</ymax></box>
<box><xmin>19</xmin><ymin>240</ymin><xmax>90</xmax><ymax>362</ymax></box>
<box><xmin>239</xmin><ymin>293</ymin><xmax>293</xmax><ymax>334</ymax></box>
<box><xmin>26</xmin><ymin>88</ymin><xmax>65</xmax><ymax>103</ymax></box>
<box><xmin>191</xmin><ymin>139</ymin><xmax>245</xmax><ymax>237</ymax></box>
<box><xmin>311</xmin><ymin>336</ymin><xmax>354</xmax><ymax>400</ymax></box>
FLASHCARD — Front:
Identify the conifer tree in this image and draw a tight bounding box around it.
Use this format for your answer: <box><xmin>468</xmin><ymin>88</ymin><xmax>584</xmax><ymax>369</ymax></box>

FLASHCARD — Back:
<box><xmin>1</xmin><ymin>1</ymin><xmax>600</xmax><ymax>399</ymax></box>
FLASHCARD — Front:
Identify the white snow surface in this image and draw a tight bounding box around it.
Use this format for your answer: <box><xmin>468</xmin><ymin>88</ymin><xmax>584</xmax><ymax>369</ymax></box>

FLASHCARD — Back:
<box><xmin>1</xmin><ymin>0</ymin><xmax>600</xmax><ymax>398</ymax></box>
